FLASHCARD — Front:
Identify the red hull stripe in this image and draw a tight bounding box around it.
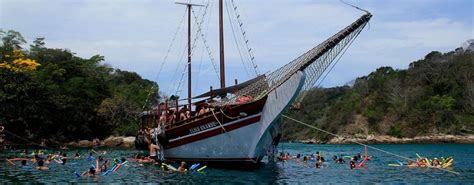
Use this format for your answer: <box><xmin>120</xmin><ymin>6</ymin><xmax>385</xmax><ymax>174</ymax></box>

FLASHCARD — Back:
<box><xmin>166</xmin><ymin>115</ymin><xmax>261</xmax><ymax>149</ymax></box>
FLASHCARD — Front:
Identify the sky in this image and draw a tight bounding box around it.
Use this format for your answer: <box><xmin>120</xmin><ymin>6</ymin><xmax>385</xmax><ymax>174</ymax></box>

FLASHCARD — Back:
<box><xmin>1</xmin><ymin>0</ymin><xmax>473</xmax><ymax>97</ymax></box>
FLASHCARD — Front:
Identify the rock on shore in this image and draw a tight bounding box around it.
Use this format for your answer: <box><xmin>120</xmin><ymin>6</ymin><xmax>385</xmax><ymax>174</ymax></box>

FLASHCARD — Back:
<box><xmin>68</xmin><ymin>136</ymin><xmax>136</xmax><ymax>148</ymax></box>
<box><xmin>298</xmin><ymin>135</ymin><xmax>474</xmax><ymax>144</ymax></box>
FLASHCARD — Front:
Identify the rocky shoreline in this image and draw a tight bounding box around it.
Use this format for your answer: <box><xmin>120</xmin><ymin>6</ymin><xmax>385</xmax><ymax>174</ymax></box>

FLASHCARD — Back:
<box><xmin>297</xmin><ymin>135</ymin><xmax>474</xmax><ymax>144</ymax></box>
<box><xmin>67</xmin><ymin>136</ymin><xmax>136</xmax><ymax>148</ymax></box>
<box><xmin>64</xmin><ymin>134</ymin><xmax>474</xmax><ymax>149</ymax></box>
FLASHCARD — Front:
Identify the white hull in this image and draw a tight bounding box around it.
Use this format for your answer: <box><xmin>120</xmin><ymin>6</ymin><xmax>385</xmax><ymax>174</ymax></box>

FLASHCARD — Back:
<box><xmin>164</xmin><ymin>71</ymin><xmax>306</xmax><ymax>163</ymax></box>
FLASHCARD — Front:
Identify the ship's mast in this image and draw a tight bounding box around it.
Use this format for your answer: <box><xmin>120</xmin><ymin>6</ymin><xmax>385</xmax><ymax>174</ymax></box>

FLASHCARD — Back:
<box><xmin>176</xmin><ymin>2</ymin><xmax>203</xmax><ymax>109</ymax></box>
<box><xmin>187</xmin><ymin>4</ymin><xmax>191</xmax><ymax>109</ymax></box>
<box><xmin>219</xmin><ymin>0</ymin><xmax>225</xmax><ymax>89</ymax></box>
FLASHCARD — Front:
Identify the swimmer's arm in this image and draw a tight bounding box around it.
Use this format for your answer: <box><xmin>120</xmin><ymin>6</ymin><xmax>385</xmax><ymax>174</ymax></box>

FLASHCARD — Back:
<box><xmin>96</xmin><ymin>159</ymin><xmax>100</xmax><ymax>172</ymax></box>
<box><xmin>6</xmin><ymin>159</ymin><xmax>15</xmax><ymax>166</ymax></box>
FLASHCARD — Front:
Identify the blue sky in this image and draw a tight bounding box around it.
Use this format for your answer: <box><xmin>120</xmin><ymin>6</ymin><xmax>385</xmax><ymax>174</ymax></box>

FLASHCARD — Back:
<box><xmin>1</xmin><ymin>0</ymin><xmax>472</xmax><ymax>97</ymax></box>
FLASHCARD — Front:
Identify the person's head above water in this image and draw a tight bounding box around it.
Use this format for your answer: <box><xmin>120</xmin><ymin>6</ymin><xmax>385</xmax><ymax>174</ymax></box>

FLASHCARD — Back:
<box><xmin>38</xmin><ymin>160</ymin><xmax>44</xmax><ymax>167</ymax></box>
<box><xmin>21</xmin><ymin>160</ymin><xmax>27</xmax><ymax>166</ymax></box>
<box><xmin>89</xmin><ymin>167</ymin><xmax>96</xmax><ymax>175</ymax></box>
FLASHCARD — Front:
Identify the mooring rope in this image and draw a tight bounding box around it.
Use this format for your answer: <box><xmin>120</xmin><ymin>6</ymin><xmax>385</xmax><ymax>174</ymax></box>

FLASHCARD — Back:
<box><xmin>282</xmin><ymin>115</ymin><xmax>461</xmax><ymax>175</ymax></box>
<box><xmin>3</xmin><ymin>130</ymin><xmax>55</xmax><ymax>150</ymax></box>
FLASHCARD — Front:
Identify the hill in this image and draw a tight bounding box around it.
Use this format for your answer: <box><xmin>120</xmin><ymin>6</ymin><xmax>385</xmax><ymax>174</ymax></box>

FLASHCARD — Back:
<box><xmin>0</xmin><ymin>30</ymin><xmax>160</xmax><ymax>144</ymax></box>
<box><xmin>282</xmin><ymin>46</ymin><xmax>474</xmax><ymax>143</ymax></box>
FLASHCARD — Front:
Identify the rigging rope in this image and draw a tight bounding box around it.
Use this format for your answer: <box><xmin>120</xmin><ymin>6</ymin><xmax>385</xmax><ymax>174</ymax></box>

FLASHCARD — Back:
<box><xmin>141</xmin><ymin>8</ymin><xmax>188</xmax><ymax>110</ymax></box>
<box><xmin>194</xmin><ymin>0</ymin><xmax>214</xmax><ymax>92</ymax></box>
<box><xmin>282</xmin><ymin>115</ymin><xmax>461</xmax><ymax>175</ymax></box>
<box><xmin>225</xmin><ymin>0</ymin><xmax>251</xmax><ymax>78</ymax></box>
<box><xmin>4</xmin><ymin>130</ymin><xmax>54</xmax><ymax>150</ymax></box>
<box><xmin>230</xmin><ymin>0</ymin><xmax>259</xmax><ymax>75</ymax></box>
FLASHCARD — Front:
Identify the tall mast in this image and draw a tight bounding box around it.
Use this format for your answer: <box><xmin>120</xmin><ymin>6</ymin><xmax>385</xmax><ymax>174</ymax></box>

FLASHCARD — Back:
<box><xmin>187</xmin><ymin>4</ymin><xmax>192</xmax><ymax>109</ymax></box>
<box><xmin>219</xmin><ymin>0</ymin><xmax>225</xmax><ymax>89</ymax></box>
<box><xmin>176</xmin><ymin>2</ymin><xmax>203</xmax><ymax>109</ymax></box>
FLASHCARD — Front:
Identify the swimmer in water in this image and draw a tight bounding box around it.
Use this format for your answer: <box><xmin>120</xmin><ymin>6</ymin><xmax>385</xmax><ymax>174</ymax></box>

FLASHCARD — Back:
<box><xmin>36</xmin><ymin>160</ymin><xmax>49</xmax><ymax>170</ymax></box>
<box><xmin>177</xmin><ymin>161</ymin><xmax>187</xmax><ymax>172</ymax></box>
<box><xmin>336</xmin><ymin>157</ymin><xmax>345</xmax><ymax>164</ymax></box>
<box><xmin>21</xmin><ymin>159</ymin><xmax>28</xmax><ymax>167</ymax></box>
<box><xmin>61</xmin><ymin>153</ymin><xmax>68</xmax><ymax>165</ymax></box>
<box><xmin>74</xmin><ymin>152</ymin><xmax>81</xmax><ymax>160</ymax></box>
<box><xmin>82</xmin><ymin>167</ymin><xmax>96</xmax><ymax>177</ymax></box>
<box><xmin>303</xmin><ymin>156</ymin><xmax>309</xmax><ymax>167</ymax></box>
<box><xmin>350</xmin><ymin>160</ymin><xmax>356</xmax><ymax>170</ymax></box>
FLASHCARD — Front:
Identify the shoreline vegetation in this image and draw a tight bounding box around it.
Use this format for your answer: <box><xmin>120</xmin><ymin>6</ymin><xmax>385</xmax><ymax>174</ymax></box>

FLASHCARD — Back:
<box><xmin>282</xmin><ymin>42</ymin><xmax>474</xmax><ymax>144</ymax></box>
<box><xmin>1</xmin><ymin>31</ymin><xmax>473</xmax><ymax>148</ymax></box>
<box><xmin>297</xmin><ymin>134</ymin><xmax>474</xmax><ymax>144</ymax></box>
<box><xmin>0</xmin><ymin>30</ymin><xmax>160</xmax><ymax>146</ymax></box>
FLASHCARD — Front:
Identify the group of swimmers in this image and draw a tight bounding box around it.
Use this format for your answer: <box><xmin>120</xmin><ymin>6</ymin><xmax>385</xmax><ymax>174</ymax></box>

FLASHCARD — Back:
<box><xmin>392</xmin><ymin>155</ymin><xmax>454</xmax><ymax>169</ymax></box>
<box><xmin>6</xmin><ymin>149</ymin><xmax>74</xmax><ymax>171</ymax></box>
<box><xmin>4</xmin><ymin>147</ymin><xmax>202</xmax><ymax>177</ymax></box>
<box><xmin>278</xmin><ymin>146</ymin><xmax>370</xmax><ymax>170</ymax></box>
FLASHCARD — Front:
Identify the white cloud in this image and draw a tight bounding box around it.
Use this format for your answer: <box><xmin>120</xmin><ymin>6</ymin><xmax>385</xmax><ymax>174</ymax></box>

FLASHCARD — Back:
<box><xmin>1</xmin><ymin>0</ymin><xmax>472</xmax><ymax>94</ymax></box>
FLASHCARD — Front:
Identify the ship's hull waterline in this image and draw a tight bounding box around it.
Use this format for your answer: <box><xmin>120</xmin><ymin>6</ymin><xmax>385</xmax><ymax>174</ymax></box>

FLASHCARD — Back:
<box><xmin>164</xmin><ymin>71</ymin><xmax>306</xmax><ymax>167</ymax></box>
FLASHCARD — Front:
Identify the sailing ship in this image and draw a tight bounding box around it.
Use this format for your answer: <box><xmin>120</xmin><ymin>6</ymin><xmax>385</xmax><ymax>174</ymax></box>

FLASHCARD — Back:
<box><xmin>137</xmin><ymin>0</ymin><xmax>372</xmax><ymax>167</ymax></box>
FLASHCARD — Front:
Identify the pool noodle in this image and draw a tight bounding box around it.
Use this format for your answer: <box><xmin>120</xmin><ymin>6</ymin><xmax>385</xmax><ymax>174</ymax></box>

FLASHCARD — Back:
<box><xmin>113</xmin><ymin>161</ymin><xmax>128</xmax><ymax>172</ymax></box>
<box><xmin>357</xmin><ymin>157</ymin><xmax>367</xmax><ymax>167</ymax></box>
<box><xmin>102</xmin><ymin>164</ymin><xmax>117</xmax><ymax>176</ymax></box>
<box><xmin>163</xmin><ymin>163</ymin><xmax>177</xmax><ymax>171</ymax></box>
<box><xmin>415</xmin><ymin>153</ymin><xmax>422</xmax><ymax>159</ymax></box>
<box><xmin>6</xmin><ymin>159</ymin><xmax>15</xmax><ymax>165</ymax></box>
<box><xmin>190</xmin><ymin>163</ymin><xmax>200</xmax><ymax>171</ymax></box>
<box><xmin>74</xmin><ymin>172</ymin><xmax>81</xmax><ymax>177</ymax></box>
<box><xmin>197</xmin><ymin>166</ymin><xmax>207</xmax><ymax>172</ymax></box>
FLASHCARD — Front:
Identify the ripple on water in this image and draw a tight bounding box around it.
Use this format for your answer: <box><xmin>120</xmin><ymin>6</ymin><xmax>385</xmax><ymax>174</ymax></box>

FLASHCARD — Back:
<box><xmin>1</xmin><ymin>144</ymin><xmax>474</xmax><ymax>183</ymax></box>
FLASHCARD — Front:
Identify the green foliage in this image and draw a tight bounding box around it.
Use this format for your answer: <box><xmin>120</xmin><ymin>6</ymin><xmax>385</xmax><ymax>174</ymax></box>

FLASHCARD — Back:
<box><xmin>0</xmin><ymin>30</ymin><xmax>159</xmax><ymax>142</ymax></box>
<box><xmin>283</xmin><ymin>48</ymin><xmax>474</xmax><ymax>141</ymax></box>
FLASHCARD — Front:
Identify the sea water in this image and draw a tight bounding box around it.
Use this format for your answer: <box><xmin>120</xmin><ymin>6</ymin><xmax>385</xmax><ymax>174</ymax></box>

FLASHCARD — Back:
<box><xmin>1</xmin><ymin>143</ymin><xmax>473</xmax><ymax>183</ymax></box>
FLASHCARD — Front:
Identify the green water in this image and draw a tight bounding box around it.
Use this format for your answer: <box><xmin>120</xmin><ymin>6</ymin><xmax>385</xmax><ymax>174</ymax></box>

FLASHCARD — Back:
<box><xmin>1</xmin><ymin>143</ymin><xmax>473</xmax><ymax>183</ymax></box>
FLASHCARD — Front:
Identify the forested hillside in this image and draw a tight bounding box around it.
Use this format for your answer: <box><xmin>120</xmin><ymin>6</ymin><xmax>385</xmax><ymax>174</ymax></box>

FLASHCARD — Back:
<box><xmin>282</xmin><ymin>47</ymin><xmax>474</xmax><ymax>141</ymax></box>
<box><xmin>0</xmin><ymin>30</ymin><xmax>160</xmax><ymax>143</ymax></box>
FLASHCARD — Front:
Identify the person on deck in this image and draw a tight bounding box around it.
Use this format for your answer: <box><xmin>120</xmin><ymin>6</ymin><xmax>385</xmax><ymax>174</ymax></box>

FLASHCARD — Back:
<box><xmin>197</xmin><ymin>105</ymin><xmax>208</xmax><ymax>116</ymax></box>
<box><xmin>159</xmin><ymin>111</ymin><xmax>168</xmax><ymax>125</ymax></box>
<box><xmin>167</xmin><ymin>110</ymin><xmax>176</xmax><ymax>124</ymax></box>
<box><xmin>179</xmin><ymin>107</ymin><xmax>190</xmax><ymax>121</ymax></box>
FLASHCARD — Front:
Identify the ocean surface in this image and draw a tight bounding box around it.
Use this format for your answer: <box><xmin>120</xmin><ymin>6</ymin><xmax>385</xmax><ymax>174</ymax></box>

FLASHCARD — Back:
<box><xmin>1</xmin><ymin>143</ymin><xmax>473</xmax><ymax>184</ymax></box>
